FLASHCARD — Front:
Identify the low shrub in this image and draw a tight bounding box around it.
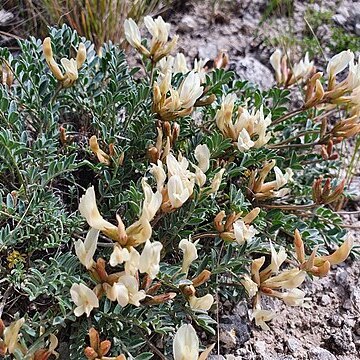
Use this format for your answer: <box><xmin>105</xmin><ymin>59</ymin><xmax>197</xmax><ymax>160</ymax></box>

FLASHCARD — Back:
<box><xmin>0</xmin><ymin>18</ymin><xmax>358</xmax><ymax>359</ymax></box>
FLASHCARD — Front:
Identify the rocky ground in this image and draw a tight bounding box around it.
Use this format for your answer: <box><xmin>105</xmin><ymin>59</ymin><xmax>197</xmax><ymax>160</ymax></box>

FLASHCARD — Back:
<box><xmin>165</xmin><ymin>1</ymin><xmax>360</xmax><ymax>359</ymax></box>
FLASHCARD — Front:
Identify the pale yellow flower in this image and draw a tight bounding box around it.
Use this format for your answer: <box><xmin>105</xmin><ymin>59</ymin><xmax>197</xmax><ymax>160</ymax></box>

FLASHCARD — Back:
<box><xmin>74</xmin><ymin>227</ymin><xmax>99</xmax><ymax>269</ymax></box>
<box><xmin>70</xmin><ymin>283</ymin><xmax>99</xmax><ymax>317</ymax></box>
<box><xmin>173</xmin><ymin>324</ymin><xmax>214</xmax><ymax>360</ymax></box>
<box><xmin>179</xmin><ymin>239</ymin><xmax>198</xmax><ymax>274</ymax></box>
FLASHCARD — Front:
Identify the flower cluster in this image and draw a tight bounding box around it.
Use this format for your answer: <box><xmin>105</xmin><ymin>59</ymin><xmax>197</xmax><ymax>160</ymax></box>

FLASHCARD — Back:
<box><xmin>124</xmin><ymin>16</ymin><xmax>178</xmax><ymax>63</ymax></box>
<box><xmin>242</xmin><ymin>231</ymin><xmax>353</xmax><ymax>330</ymax></box>
<box><xmin>0</xmin><ymin>318</ymin><xmax>58</xmax><ymax>359</ymax></box>
<box><xmin>43</xmin><ymin>37</ymin><xmax>86</xmax><ymax>88</ymax></box>
<box><xmin>215</xmin><ymin>94</ymin><xmax>272</xmax><ymax>151</ymax></box>
<box><xmin>270</xmin><ymin>49</ymin><xmax>314</xmax><ymax>86</ymax></box>
<box><xmin>248</xmin><ymin>160</ymin><xmax>293</xmax><ymax>200</ymax></box>
<box><xmin>70</xmin><ymin>144</ymin><xmax>223</xmax><ymax>317</ymax></box>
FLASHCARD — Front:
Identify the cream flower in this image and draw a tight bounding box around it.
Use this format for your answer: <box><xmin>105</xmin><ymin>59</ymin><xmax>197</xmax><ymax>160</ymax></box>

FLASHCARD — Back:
<box><xmin>179</xmin><ymin>239</ymin><xmax>198</xmax><ymax>274</ymax></box>
<box><xmin>178</xmin><ymin>71</ymin><xmax>203</xmax><ymax>108</ymax></box>
<box><xmin>126</xmin><ymin>215</ymin><xmax>152</xmax><ymax>245</ymax></box>
<box><xmin>268</xmin><ymin>244</ymin><xmax>287</xmax><ymax>273</ymax></box>
<box><xmin>3</xmin><ymin>318</ymin><xmax>25</xmax><ymax>354</ymax></box>
<box><xmin>241</xmin><ymin>275</ymin><xmax>258</xmax><ymax>298</ymax></box>
<box><xmin>174</xmin><ymin>53</ymin><xmax>189</xmax><ymax>74</ymax></box>
<box><xmin>343</xmin><ymin>55</ymin><xmax>360</xmax><ymax>91</ymax></box>
<box><xmin>124</xmin><ymin>18</ymin><xmax>142</xmax><ymax>49</ymax></box>
<box><xmin>281</xmin><ymin>288</ymin><xmax>306</xmax><ymax>306</ymax></box>
<box><xmin>327</xmin><ymin>50</ymin><xmax>354</xmax><ymax>77</ymax></box>
<box><xmin>108</xmin><ymin>275</ymin><xmax>146</xmax><ymax>307</ymax></box>
<box><xmin>292</xmin><ymin>52</ymin><xmax>314</xmax><ymax>80</ymax></box>
<box><xmin>144</xmin><ymin>15</ymin><xmax>170</xmax><ymax>45</ymax></box>
<box><xmin>237</xmin><ymin>128</ymin><xmax>255</xmax><ymax>152</ymax></box>
<box><xmin>233</xmin><ymin>220</ymin><xmax>256</xmax><ymax>245</ymax></box>
<box><xmin>43</xmin><ymin>37</ymin><xmax>86</xmax><ymax>87</ymax></box>
<box><xmin>262</xmin><ymin>268</ymin><xmax>307</xmax><ymax>289</ymax></box>
<box><xmin>60</xmin><ymin>58</ymin><xmax>78</xmax><ymax>81</ymax></box>
<box><xmin>79</xmin><ymin>187</ymin><xmax>117</xmax><ymax>233</ymax></box>
<box><xmin>124</xmin><ymin>247</ymin><xmax>141</xmax><ymax>276</ymax></box>
<box><xmin>168</xmin><ymin>174</ymin><xmax>192</xmax><ymax>208</ymax></box>
<box><xmin>74</xmin><ymin>227</ymin><xmax>99</xmax><ymax>269</ymax></box>
<box><xmin>209</xmin><ymin>168</ymin><xmax>225</xmax><ymax>194</ymax></box>
<box><xmin>70</xmin><ymin>283</ymin><xmax>99</xmax><ymax>317</ymax></box>
<box><xmin>194</xmin><ymin>144</ymin><xmax>210</xmax><ymax>173</ymax></box>
<box><xmin>270</xmin><ymin>49</ymin><xmax>282</xmax><ymax>83</ymax></box>
<box><xmin>192</xmin><ymin>164</ymin><xmax>207</xmax><ymax>187</ymax></box>
<box><xmin>188</xmin><ymin>294</ymin><xmax>214</xmax><ymax>311</ymax></box>
<box><xmin>138</xmin><ymin>240</ymin><xmax>163</xmax><ymax>279</ymax></box>
<box><xmin>150</xmin><ymin>160</ymin><xmax>167</xmax><ymax>192</ymax></box>
<box><xmin>173</xmin><ymin>324</ymin><xmax>214</xmax><ymax>360</ymax></box>
<box><xmin>252</xmin><ymin>307</ymin><xmax>275</xmax><ymax>331</ymax></box>
<box><xmin>215</xmin><ymin>93</ymin><xmax>236</xmax><ymax>133</ymax></box>
<box><xmin>141</xmin><ymin>178</ymin><xmax>162</xmax><ymax>221</ymax></box>
<box><xmin>109</xmin><ymin>244</ymin><xmax>130</xmax><ymax>267</ymax></box>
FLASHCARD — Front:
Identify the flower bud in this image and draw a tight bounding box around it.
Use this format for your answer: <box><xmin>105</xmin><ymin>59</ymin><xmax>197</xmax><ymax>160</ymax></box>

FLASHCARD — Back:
<box><xmin>99</xmin><ymin>340</ymin><xmax>111</xmax><ymax>356</ymax></box>
<box><xmin>192</xmin><ymin>270</ymin><xmax>211</xmax><ymax>287</ymax></box>
<box><xmin>84</xmin><ymin>346</ymin><xmax>98</xmax><ymax>359</ymax></box>
<box><xmin>294</xmin><ymin>229</ymin><xmax>305</xmax><ymax>264</ymax></box>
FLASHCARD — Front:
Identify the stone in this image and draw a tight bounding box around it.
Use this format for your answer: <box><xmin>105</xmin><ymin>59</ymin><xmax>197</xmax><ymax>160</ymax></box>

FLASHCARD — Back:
<box><xmin>332</xmin><ymin>14</ymin><xmax>347</xmax><ymax>26</ymax></box>
<box><xmin>355</xmin><ymin>23</ymin><xmax>360</xmax><ymax>36</ymax></box>
<box><xmin>231</xmin><ymin>56</ymin><xmax>274</xmax><ymax>90</ymax></box>
<box><xmin>219</xmin><ymin>313</ymin><xmax>251</xmax><ymax>347</ymax></box>
<box><xmin>286</xmin><ymin>337</ymin><xmax>302</xmax><ymax>353</ymax></box>
<box><xmin>335</xmin><ymin>268</ymin><xmax>348</xmax><ymax>285</ymax></box>
<box><xmin>320</xmin><ymin>294</ymin><xmax>331</xmax><ymax>306</ymax></box>
<box><xmin>177</xmin><ymin>15</ymin><xmax>197</xmax><ymax>33</ymax></box>
<box><xmin>342</xmin><ymin>299</ymin><xmax>352</xmax><ymax>310</ymax></box>
<box><xmin>254</xmin><ymin>340</ymin><xmax>266</xmax><ymax>354</ymax></box>
<box><xmin>219</xmin><ymin>325</ymin><xmax>237</xmax><ymax>349</ymax></box>
<box><xmin>198</xmin><ymin>43</ymin><xmax>218</xmax><ymax>60</ymax></box>
<box><xmin>308</xmin><ymin>347</ymin><xmax>336</xmax><ymax>360</ymax></box>
<box><xmin>330</xmin><ymin>315</ymin><xmax>342</xmax><ymax>327</ymax></box>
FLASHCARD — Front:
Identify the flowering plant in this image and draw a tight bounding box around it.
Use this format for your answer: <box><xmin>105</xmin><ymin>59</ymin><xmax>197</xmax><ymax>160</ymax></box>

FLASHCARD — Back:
<box><xmin>0</xmin><ymin>19</ymin><xmax>357</xmax><ymax>359</ymax></box>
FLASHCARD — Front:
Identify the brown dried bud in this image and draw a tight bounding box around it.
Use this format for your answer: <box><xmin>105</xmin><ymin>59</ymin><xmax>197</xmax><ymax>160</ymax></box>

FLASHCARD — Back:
<box><xmin>163</xmin><ymin>121</ymin><xmax>171</xmax><ymax>137</ymax></box>
<box><xmin>84</xmin><ymin>346</ymin><xmax>98</xmax><ymax>359</ymax></box>
<box><xmin>182</xmin><ymin>285</ymin><xmax>196</xmax><ymax>297</ymax></box>
<box><xmin>34</xmin><ymin>349</ymin><xmax>52</xmax><ymax>360</ymax></box>
<box><xmin>242</xmin><ymin>207</ymin><xmax>260</xmax><ymax>224</ymax></box>
<box><xmin>94</xmin><ymin>258</ymin><xmax>108</xmax><ymax>282</ymax></box>
<box><xmin>118</xmin><ymin>151</ymin><xmax>125</xmax><ymax>166</ymax></box>
<box><xmin>214</xmin><ymin>211</ymin><xmax>226</xmax><ymax>233</ymax></box>
<box><xmin>116</xmin><ymin>214</ymin><xmax>128</xmax><ymax>246</ymax></box>
<box><xmin>194</xmin><ymin>94</ymin><xmax>216</xmax><ymax>107</ymax></box>
<box><xmin>147</xmin><ymin>282</ymin><xmax>162</xmax><ymax>295</ymax></box>
<box><xmin>0</xmin><ymin>319</ymin><xmax>5</xmax><ymax>337</ymax></box>
<box><xmin>144</xmin><ymin>292</ymin><xmax>177</xmax><ymax>305</ymax></box>
<box><xmin>309</xmin><ymin>261</ymin><xmax>331</xmax><ymax>277</ymax></box>
<box><xmin>0</xmin><ymin>340</ymin><xmax>6</xmax><ymax>356</ymax></box>
<box><xmin>294</xmin><ymin>229</ymin><xmax>305</xmax><ymax>264</ymax></box>
<box><xmin>214</xmin><ymin>51</ymin><xmax>229</xmax><ymax>69</ymax></box>
<box><xmin>99</xmin><ymin>340</ymin><xmax>111</xmax><ymax>356</ymax></box>
<box><xmin>192</xmin><ymin>270</ymin><xmax>211</xmax><ymax>287</ymax></box>
<box><xmin>89</xmin><ymin>328</ymin><xmax>100</xmax><ymax>351</ymax></box>
<box><xmin>148</xmin><ymin>146</ymin><xmax>159</xmax><ymax>163</ymax></box>
<box><xmin>171</xmin><ymin>122</ymin><xmax>180</xmax><ymax>143</ymax></box>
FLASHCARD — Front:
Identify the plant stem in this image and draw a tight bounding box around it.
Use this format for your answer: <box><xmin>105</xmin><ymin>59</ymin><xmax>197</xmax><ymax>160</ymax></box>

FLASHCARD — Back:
<box><xmin>268</xmin><ymin>141</ymin><xmax>320</xmax><ymax>149</ymax></box>
<box><xmin>259</xmin><ymin>203</ymin><xmax>318</xmax><ymax>210</ymax></box>
<box><xmin>191</xmin><ymin>232</ymin><xmax>218</xmax><ymax>241</ymax></box>
<box><xmin>272</xmin><ymin>130</ymin><xmax>320</xmax><ymax>146</ymax></box>
<box><xmin>271</xmin><ymin>108</ymin><xmax>306</xmax><ymax>125</ymax></box>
